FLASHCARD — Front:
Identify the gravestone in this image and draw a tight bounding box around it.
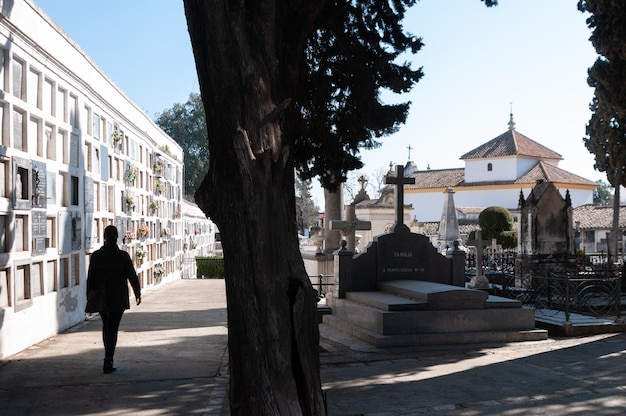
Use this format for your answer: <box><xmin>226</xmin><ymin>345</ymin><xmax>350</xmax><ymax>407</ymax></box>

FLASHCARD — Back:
<box><xmin>438</xmin><ymin>186</ymin><xmax>460</xmax><ymax>251</ymax></box>
<box><xmin>324</xmin><ymin>172</ymin><xmax>546</xmax><ymax>346</ymax></box>
<box><xmin>333</xmin><ymin>165</ymin><xmax>465</xmax><ymax>297</ymax></box>
<box><xmin>330</xmin><ymin>204</ymin><xmax>371</xmax><ymax>252</ymax></box>
<box><xmin>518</xmin><ymin>180</ymin><xmax>576</xmax><ymax>275</ymax></box>
<box><xmin>519</xmin><ymin>180</ymin><xmax>574</xmax><ymax>255</ymax></box>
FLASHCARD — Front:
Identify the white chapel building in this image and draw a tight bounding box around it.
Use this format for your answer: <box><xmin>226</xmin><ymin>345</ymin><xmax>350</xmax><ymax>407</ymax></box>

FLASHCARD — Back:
<box><xmin>404</xmin><ymin>115</ymin><xmax>597</xmax><ymax>222</ymax></box>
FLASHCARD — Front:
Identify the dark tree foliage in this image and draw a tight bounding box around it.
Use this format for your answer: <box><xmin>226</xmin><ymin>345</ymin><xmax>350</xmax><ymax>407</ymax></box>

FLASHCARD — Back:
<box><xmin>579</xmin><ymin>1</ymin><xmax>626</xmax><ymax>258</ymax></box>
<box><xmin>155</xmin><ymin>93</ymin><xmax>209</xmax><ymax>197</ymax></box>
<box><xmin>288</xmin><ymin>1</ymin><xmax>422</xmax><ymax>190</ymax></box>
<box><xmin>584</xmin><ymin>96</ymin><xmax>626</xmax><ymax>187</ymax></box>
<box><xmin>593</xmin><ymin>179</ymin><xmax>613</xmax><ymax>205</ymax></box>
<box><xmin>290</xmin><ymin>0</ymin><xmax>497</xmax><ymax>190</ymax></box>
<box><xmin>579</xmin><ymin>0</ymin><xmax>626</xmax><ymax>186</ymax></box>
<box><xmin>578</xmin><ymin>0</ymin><xmax>626</xmax><ymax>115</ymax></box>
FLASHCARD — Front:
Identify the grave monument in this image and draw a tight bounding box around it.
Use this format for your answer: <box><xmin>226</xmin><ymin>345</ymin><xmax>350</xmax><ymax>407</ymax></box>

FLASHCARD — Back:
<box><xmin>517</xmin><ymin>180</ymin><xmax>577</xmax><ymax>281</ymax></box>
<box><xmin>323</xmin><ymin>166</ymin><xmax>547</xmax><ymax>347</ymax></box>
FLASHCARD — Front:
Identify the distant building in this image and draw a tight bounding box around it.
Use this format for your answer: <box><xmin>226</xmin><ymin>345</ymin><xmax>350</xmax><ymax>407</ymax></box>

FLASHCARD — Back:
<box><xmin>573</xmin><ymin>204</ymin><xmax>626</xmax><ymax>255</ymax></box>
<box><xmin>404</xmin><ymin>114</ymin><xmax>596</xmax><ymax>222</ymax></box>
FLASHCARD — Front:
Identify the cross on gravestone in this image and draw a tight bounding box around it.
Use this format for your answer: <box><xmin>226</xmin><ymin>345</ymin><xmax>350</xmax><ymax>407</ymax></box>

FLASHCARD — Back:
<box><xmin>385</xmin><ymin>164</ymin><xmax>415</xmax><ymax>233</ymax></box>
<box><xmin>330</xmin><ymin>204</ymin><xmax>371</xmax><ymax>252</ymax></box>
<box><xmin>357</xmin><ymin>175</ymin><xmax>368</xmax><ymax>191</ymax></box>
<box><xmin>469</xmin><ymin>229</ymin><xmax>494</xmax><ymax>289</ymax></box>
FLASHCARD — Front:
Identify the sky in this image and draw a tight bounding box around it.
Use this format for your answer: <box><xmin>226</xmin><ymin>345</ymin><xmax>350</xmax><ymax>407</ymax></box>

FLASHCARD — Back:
<box><xmin>34</xmin><ymin>0</ymin><xmax>603</xmax><ymax>207</ymax></box>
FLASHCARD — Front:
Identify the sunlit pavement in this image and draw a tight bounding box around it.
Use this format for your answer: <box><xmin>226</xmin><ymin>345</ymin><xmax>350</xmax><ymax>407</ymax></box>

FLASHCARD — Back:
<box><xmin>3</xmin><ymin>278</ymin><xmax>626</xmax><ymax>416</ymax></box>
<box><xmin>320</xmin><ymin>324</ymin><xmax>626</xmax><ymax>415</ymax></box>
<box><xmin>0</xmin><ymin>279</ymin><xmax>229</xmax><ymax>416</ymax></box>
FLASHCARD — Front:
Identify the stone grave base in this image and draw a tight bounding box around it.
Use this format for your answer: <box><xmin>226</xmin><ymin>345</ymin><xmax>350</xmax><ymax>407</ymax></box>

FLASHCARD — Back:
<box><xmin>324</xmin><ymin>280</ymin><xmax>548</xmax><ymax>347</ymax></box>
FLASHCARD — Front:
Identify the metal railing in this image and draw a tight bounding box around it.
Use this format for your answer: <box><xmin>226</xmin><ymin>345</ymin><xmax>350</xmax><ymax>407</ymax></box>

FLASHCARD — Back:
<box><xmin>515</xmin><ymin>272</ymin><xmax>622</xmax><ymax>321</ymax></box>
<box><xmin>310</xmin><ymin>274</ymin><xmax>334</xmax><ymax>301</ymax></box>
<box><xmin>466</xmin><ymin>250</ymin><xmax>622</xmax><ymax>321</ymax></box>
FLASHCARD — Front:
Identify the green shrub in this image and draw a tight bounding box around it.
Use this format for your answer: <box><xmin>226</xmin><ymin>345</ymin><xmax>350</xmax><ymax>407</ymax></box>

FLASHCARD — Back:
<box><xmin>195</xmin><ymin>256</ymin><xmax>225</xmax><ymax>278</ymax></box>
<box><xmin>479</xmin><ymin>206</ymin><xmax>514</xmax><ymax>240</ymax></box>
<box><xmin>498</xmin><ymin>230</ymin><xmax>517</xmax><ymax>248</ymax></box>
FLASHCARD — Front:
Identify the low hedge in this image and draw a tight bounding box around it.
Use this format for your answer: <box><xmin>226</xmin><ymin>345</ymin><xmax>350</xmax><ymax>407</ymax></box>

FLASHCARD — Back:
<box><xmin>195</xmin><ymin>256</ymin><xmax>225</xmax><ymax>278</ymax></box>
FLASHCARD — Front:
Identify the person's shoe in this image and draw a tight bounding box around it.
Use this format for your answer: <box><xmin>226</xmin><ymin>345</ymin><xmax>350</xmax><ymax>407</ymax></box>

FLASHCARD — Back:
<box><xmin>103</xmin><ymin>359</ymin><xmax>117</xmax><ymax>374</ymax></box>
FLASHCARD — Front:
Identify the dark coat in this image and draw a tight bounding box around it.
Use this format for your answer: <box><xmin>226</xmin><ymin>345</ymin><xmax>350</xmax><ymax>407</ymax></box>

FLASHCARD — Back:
<box><xmin>87</xmin><ymin>244</ymin><xmax>141</xmax><ymax>312</ymax></box>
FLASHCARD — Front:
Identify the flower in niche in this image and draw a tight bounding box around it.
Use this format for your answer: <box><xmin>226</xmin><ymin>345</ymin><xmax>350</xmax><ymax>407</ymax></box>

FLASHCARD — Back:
<box><xmin>138</xmin><ymin>224</ymin><xmax>149</xmax><ymax>237</ymax></box>
<box><xmin>154</xmin><ymin>265</ymin><xmax>165</xmax><ymax>279</ymax></box>
<box><xmin>112</xmin><ymin>131</ymin><xmax>123</xmax><ymax>143</ymax></box>
<box><xmin>125</xmin><ymin>166</ymin><xmax>138</xmax><ymax>182</ymax></box>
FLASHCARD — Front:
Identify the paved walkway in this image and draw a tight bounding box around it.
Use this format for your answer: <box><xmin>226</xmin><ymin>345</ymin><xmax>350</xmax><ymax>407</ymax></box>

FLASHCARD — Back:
<box><xmin>3</xmin><ymin>279</ymin><xmax>626</xmax><ymax>415</ymax></box>
<box><xmin>0</xmin><ymin>279</ymin><xmax>229</xmax><ymax>416</ymax></box>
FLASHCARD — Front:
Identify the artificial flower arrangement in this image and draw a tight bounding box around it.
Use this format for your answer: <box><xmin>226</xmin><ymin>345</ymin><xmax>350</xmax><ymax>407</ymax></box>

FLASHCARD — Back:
<box><xmin>138</xmin><ymin>224</ymin><xmax>149</xmax><ymax>237</ymax></box>
<box><xmin>136</xmin><ymin>247</ymin><xmax>146</xmax><ymax>260</ymax></box>
<box><xmin>153</xmin><ymin>159</ymin><xmax>164</xmax><ymax>174</ymax></box>
<box><xmin>125</xmin><ymin>166</ymin><xmax>138</xmax><ymax>182</ymax></box>
<box><xmin>112</xmin><ymin>131</ymin><xmax>123</xmax><ymax>143</ymax></box>
<box><xmin>154</xmin><ymin>265</ymin><xmax>165</xmax><ymax>279</ymax></box>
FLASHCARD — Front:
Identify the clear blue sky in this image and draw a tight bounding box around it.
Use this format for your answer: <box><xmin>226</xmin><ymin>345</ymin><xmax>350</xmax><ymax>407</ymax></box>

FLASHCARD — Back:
<box><xmin>35</xmin><ymin>0</ymin><xmax>603</xmax><ymax>206</ymax></box>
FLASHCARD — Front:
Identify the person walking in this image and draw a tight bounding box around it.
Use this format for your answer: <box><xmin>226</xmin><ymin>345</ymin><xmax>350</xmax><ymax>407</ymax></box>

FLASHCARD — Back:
<box><xmin>86</xmin><ymin>225</ymin><xmax>142</xmax><ymax>374</ymax></box>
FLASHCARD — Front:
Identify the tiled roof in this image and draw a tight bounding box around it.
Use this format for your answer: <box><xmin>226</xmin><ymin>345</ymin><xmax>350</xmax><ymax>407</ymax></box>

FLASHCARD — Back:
<box><xmin>460</xmin><ymin>129</ymin><xmax>562</xmax><ymax>160</ymax></box>
<box><xmin>406</xmin><ymin>168</ymin><xmax>465</xmax><ymax>189</ymax></box>
<box><xmin>573</xmin><ymin>204</ymin><xmax>626</xmax><ymax>229</ymax></box>
<box><xmin>456</xmin><ymin>207</ymin><xmax>485</xmax><ymax>215</ymax></box>
<box><xmin>406</xmin><ymin>162</ymin><xmax>596</xmax><ymax>190</ymax></box>
<box><xmin>515</xmin><ymin>161</ymin><xmax>597</xmax><ymax>186</ymax></box>
<box><xmin>415</xmin><ymin>219</ymin><xmax>513</xmax><ymax>237</ymax></box>
<box><xmin>411</xmin><ymin>205</ymin><xmax>626</xmax><ymax>235</ymax></box>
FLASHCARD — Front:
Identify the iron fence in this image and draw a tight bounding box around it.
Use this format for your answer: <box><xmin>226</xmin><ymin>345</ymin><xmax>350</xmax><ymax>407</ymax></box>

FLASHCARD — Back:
<box><xmin>310</xmin><ymin>274</ymin><xmax>334</xmax><ymax>301</ymax></box>
<box><xmin>466</xmin><ymin>250</ymin><xmax>622</xmax><ymax>320</ymax></box>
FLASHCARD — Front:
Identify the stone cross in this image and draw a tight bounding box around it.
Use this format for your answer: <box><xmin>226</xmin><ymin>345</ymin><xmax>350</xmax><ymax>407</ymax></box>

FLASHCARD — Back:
<box><xmin>330</xmin><ymin>204</ymin><xmax>371</xmax><ymax>252</ymax></box>
<box><xmin>470</xmin><ymin>229</ymin><xmax>490</xmax><ymax>289</ymax></box>
<box><xmin>385</xmin><ymin>164</ymin><xmax>415</xmax><ymax>232</ymax></box>
<box><xmin>358</xmin><ymin>175</ymin><xmax>368</xmax><ymax>191</ymax></box>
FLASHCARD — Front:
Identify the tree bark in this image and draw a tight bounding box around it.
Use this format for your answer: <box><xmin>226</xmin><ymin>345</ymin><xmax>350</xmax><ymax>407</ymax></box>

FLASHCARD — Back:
<box><xmin>611</xmin><ymin>169</ymin><xmax>621</xmax><ymax>264</ymax></box>
<box><xmin>183</xmin><ymin>1</ymin><xmax>326</xmax><ymax>415</ymax></box>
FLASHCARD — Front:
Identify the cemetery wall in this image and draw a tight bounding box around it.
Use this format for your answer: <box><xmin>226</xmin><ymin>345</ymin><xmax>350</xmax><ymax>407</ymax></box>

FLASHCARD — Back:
<box><xmin>0</xmin><ymin>0</ymin><xmax>216</xmax><ymax>358</ymax></box>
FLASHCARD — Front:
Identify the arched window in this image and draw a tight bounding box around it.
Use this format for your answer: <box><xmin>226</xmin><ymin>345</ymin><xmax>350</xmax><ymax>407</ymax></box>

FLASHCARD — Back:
<box><xmin>487</xmin><ymin>163</ymin><xmax>493</xmax><ymax>172</ymax></box>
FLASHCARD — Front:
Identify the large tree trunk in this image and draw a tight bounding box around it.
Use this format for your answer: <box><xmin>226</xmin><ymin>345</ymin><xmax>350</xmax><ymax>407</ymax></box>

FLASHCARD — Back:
<box><xmin>183</xmin><ymin>1</ymin><xmax>326</xmax><ymax>415</ymax></box>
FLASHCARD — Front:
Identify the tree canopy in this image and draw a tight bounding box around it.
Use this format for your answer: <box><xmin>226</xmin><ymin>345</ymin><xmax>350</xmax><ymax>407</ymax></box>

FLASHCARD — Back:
<box><xmin>286</xmin><ymin>1</ymin><xmax>422</xmax><ymax>190</ymax></box>
<box><xmin>579</xmin><ymin>0</ymin><xmax>626</xmax><ymax>187</ymax></box>
<box><xmin>593</xmin><ymin>179</ymin><xmax>613</xmax><ymax>205</ymax></box>
<box><xmin>155</xmin><ymin>93</ymin><xmax>208</xmax><ymax>197</ymax></box>
<box><xmin>579</xmin><ymin>0</ymin><xmax>626</xmax><ymax>258</ymax></box>
<box><xmin>288</xmin><ymin>0</ymin><xmax>494</xmax><ymax>189</ymax></box>
<box><xmin>578</xmin><ymin>0</ymin><xmax>626</xmax><ymax>116</ymax></box>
